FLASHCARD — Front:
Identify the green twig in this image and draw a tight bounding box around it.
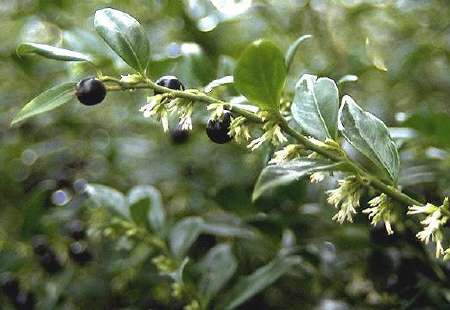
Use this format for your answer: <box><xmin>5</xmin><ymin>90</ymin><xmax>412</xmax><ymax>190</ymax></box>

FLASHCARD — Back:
<box><xmin>107</xmin><ymin>78</ymin><xmax>426</xmax><ymax>208</ymax></box>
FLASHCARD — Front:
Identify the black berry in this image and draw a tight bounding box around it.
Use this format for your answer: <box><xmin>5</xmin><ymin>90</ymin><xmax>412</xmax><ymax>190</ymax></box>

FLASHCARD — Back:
<box><xmin>155</xmin><ymin>76</ymin><xmax>185</xmax><ymax>95</ymax></box>
<box><xmin>206</xmin><ymin>111</ymin><xmax>233</xmax><ymax>144</ymax></box>
<box><xmin>66</xmin><ymin>220</ymin><xmax>86</xmax><ymax>241</ymax></box>
<box><xmin>170</xmin><ymin>124</ymin><xmax>190</xmax><ymax>144</ymax></box>
<box><xmin>0</xmin><ymin>274</ymin><xmax>20</xmax><ymax>300</ymax></box>
<box><xmin>68</xmin><ymin>241</ymin><xmax>92</xmax><ymax>265</ymax></box>
<box><xmin>13</xmin><ymin>291</ymin><xmax>35</xmax><ymax>310</ymax></box>
<box><xmin>31</xmin><ymin>235</ymin><xmax>50</xmax><ymax>256</ymax></box>
<box><xmin>76</xmin><ymin>78</ymin><xmax>106</xmax><ymax>106</ymax></box>
<box><xmin>39</xmin><ymin>250</ymin><xmax>63</xmax><ymax>274</ymax></box>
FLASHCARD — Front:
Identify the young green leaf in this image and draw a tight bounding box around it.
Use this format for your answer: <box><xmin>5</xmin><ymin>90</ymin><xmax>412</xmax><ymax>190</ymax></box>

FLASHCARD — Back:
<box><xmin>219</xmin><ymin>255</ymin><xmax>301</xmax><ymax>310</ymax></box>
<box><xmin>285</xmin><ymin>34</ymin><xmax>312</xmax><ymax>73</ymax></box>
<box><xmin>85</xmin><ymin>184</ymin><xmax>128</xmax><ymax>218</ymax></box>
<box><xmin>339</xmin><ymin>95</ymin><xmax>400</xmax><ymax>182</ymax></box>
<box><xmin>128</xmin><ymin>185</ymin><xmax>166</xmax><ymax>234</ymax></box>
<box><xmin>11</xmin><ymin>82</ymin><xmax>76</xmax><ymax>126</ymax></box>
<box><xmin>291</xmin><ymin>74</ymin><xmax>339</xmax><ymax>140</ymax></box>
<box><xmin>170</xmin><ymin>217</ymin><xmax>204</xmax><ymax>258</ymax></box>
<box><xmin>253</xmin><ymin>158</ymin><xmax>341</xmax><ymax>201</ymax></box>
<box><xmin>94</xmin><ymin>8</ymin><xmax>149</xmax><ymax>73</ymax></box>
<box><xmin>17</xmin><ymin>43</ymin><xmax>92</xmax><ymax>62</ymax></box>
<box><xmin>234</xmin><ymin>40</ymin><xmax>287</xmax><ymax>111</ymax></box>
<box><xmin>198</xmin><ymin>244</ymin><xmax>238</xmax><ymax>304</ymax></box>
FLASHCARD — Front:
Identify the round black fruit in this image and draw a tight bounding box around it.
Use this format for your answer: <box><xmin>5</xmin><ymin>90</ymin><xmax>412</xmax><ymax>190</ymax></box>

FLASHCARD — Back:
<box><xmin>155</xmin><ymin>76</ymin><xmax>185</xmax><ymax>95</ymax></box>
<box><xmin>206</xmin><ymin>111</ymin><xmax>233</xmax><ymax>144</ymax></box>
<box><xmin>66</xmin><ymin>220</ymin><xmax>86</xmax><ymax>241</ymax></box>
<box><xmin>13</xmin><ymin>291</ymin><xmax>35</xmax><ymax>310</ymax></box>
<box><xmin>0</xmin><ymin>274</ymin><xmax>20</xmax><ymax>300</ymax></box>
<box><xmin>76</xmin><ymin>78</ymin><xmax>106</xmax><ymax>106</ymax></box>
<box><xmin>31</xmin><ymin>235</ymin><xmax>50</xmax><ymax>256</ymax></box>
<box><xmin>39</xmin><ymin>251</ymin><xmax>63</xmax><ymax>274</ymax></box>
<box><xmin>170</xmin><ymin>124</ymin><xmax>190</xmax><ymax>144</ymax></box>
<box><xmin>69</xmin><ymin>241</ymin><xmax>92</xmax><ymax>265</ymax></box>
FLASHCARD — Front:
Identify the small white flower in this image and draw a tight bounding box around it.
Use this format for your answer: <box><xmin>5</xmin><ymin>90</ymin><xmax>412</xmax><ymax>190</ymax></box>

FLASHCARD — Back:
<box><xmin>272</xmin><ymin>125</ymin><xmax>288</xmax><ymax>145</ymax></box>
<box><xmin>310</xmin><ymin>172</ymin><xmax>326</xmax><ymax>184</ymax></box>
<box><xmin>416</xmin><ymin>209</ymin><xmax>442</xmax><ymax>244</ymax></box>
<box><xmin>120</xmin><ymin>74</ymin><xmax>142</xmax><ymax>84</ymax></box>
<box><xmin>140</xmin><ymin>96</ymin><xmax>161</xmax><ymax>118</ymax></box>
<box><xmin>362</xmin><ymin>194</ymin><xmax>395</xmax><ymax>235</ymax></box>
<box><xmin>247</xmin><ymin>123</ymin><xmax>287</xmax><ymax>151</ymax></box>
<box><xmin>269</xmin><ymin>144</ymin><xmax>303</xmax><ymax>165</ymax></box>
<box><xmin>247</xmin><ymin>135</ymin><xmax>267</xmax><ymax>151</ymax></box>
<box><xmin>407</xmin><ymin>203</ymin><xmax>437</xmax><ymax>215</ymax></box>
<box><xmin>229</xmin><ymin>116</ymin><xmax>251</xmax><ymax>144</ymax></box>
<box><xmin>327</xmin><ymin>177</ymin><xmax>364</xmax><ymax>224</ymax></box>
<box><xmin>409</xmin><ymin>198</ymin><xmax>449</xmax><ymax>258</ymax></box>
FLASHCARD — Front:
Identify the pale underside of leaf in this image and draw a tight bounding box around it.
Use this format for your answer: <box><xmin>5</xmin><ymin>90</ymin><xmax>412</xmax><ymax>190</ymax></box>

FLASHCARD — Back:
<box><xmin>291</xmin><ymin>74</ymin><xmax>339</xmax><ymax>141</ymax></box>
<box><xmin>339</xmin><ymin>96</ymin><xmax>400</xmax><ymax>182</ymax></box>
<box><xmin>17</xmin><ymin>42</ymin><xmax>92</xmax><ymax>62</ymax></box>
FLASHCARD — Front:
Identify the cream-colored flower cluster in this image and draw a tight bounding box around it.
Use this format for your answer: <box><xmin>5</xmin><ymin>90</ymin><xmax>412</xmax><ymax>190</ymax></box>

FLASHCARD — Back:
<box><xmin>327</xmin><ymin>176</ymin><xmax>365</xmax><ymax>223</ymax></box>
<box><xmin>248</xmin><ymin>121</ymin><xmax>287</xmax><ymax>151</ymax></box>
<box><xmin>407</xmin><ymin>197</ymin><xmax>449</xmax><ymax>258</ymax></box>
<box><xmin>363</xmin><ymin>194</ymin><xmax>396</xmax><ymax>235</ymax></box>
<box><xmin>140</xmin><ymin>95</ymin><xmax>193</xmax><ymax>132</ymax></box>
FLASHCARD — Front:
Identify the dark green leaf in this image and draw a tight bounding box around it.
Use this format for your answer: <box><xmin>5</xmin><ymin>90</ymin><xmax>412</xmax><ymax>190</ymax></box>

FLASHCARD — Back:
<box><xmin>291</xmin><ymin>74</ymin><xmax>339</xmax><ymax>140</ymax></box>
<box><xmin>17</xmin><ymin>42</ymin><xmax>92</xmax><ymax>62</ymax></box>
<box><xmin>94</xmin><ymin>8</ymin><xmax>149</xmax><ymax>73</ymax></box>
<box><xmin>202</xmin><ymin>222</ymin><xmax>255</xmax><ymax>239</ymax></box>
<box><xmin>11</xmin><ymin>82</ymin><xmax>76</xmax><ymax>126</ymax></box>
<box><xmin>285</xmin><ymin>34</ymin><xmax>312</xmax><ymax>73</ymax></box>
<box><xmin>220</xmin><ymin>255</ymin><xmax>301</xmax><ymax>310</ymax></box>
<box><xmin>169</xmin><ymin>217</ymin><xmax>204</xmax><ymax>258</ymax></box>
<box><xmin>339</xmin><ymin>95</ymin><xmax>400</xmax><ymax>182</ymax></box>
<box><xmin>234</xmin><ymin>40</ymin><xmax>287</xmax><ymax>110</ymax></box>
<box><xmin>253</xmin><ymin>158</ymin><xmax>340</xmax><ymax>201</ymax></box>
<box><xmin>128</xmin><ymin>198</ymin><xmax>151</xmax><ymax>229</ymax></box>
<box><xmin>85</xmin><ymin>184</ymin><xmax>128</xmax><ymax>218</ymax></box>
<box><xmin>403</xmin><ymin>112</ymin><xmax>450</xmax><ymax>147</ymax></box>
<box><xmin>128</xmin><ymin>185</ymin><xmax>166</xmax><ymax>234</ymax></box>
<box><xmin>198</xmin><ymin>244</ymin><xmax>237</xmax><ymax>304</ymax></box>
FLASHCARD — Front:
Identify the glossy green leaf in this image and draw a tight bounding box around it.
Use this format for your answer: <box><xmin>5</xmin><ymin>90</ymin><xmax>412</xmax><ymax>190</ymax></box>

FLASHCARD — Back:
<box><xmin>202</xmin><ymin>222</ymin><xmax>255</xmax><ymax>239</ymax></box>
<box><xmin>198</xmin><ymin>244</ymin><xmax>237</xmax><ymax>304</ymax></box>
<box><xmin>291</xmin><ymin>74</ymin><xmax>339</xmax><ymax>140</ymax></box>
<box><xmin>17</xmin><ymin>42</ymin><xmax>92</xmax><ymax>62</ymax></box>
<box><xmin>220</xmin><ymin>255</ymin><xmax>301</xmax><ymax>310</ymax></box>
<box><xmin>128</xmin><ymin>185</ymin><xmax>166</xmax><ymax>234</ymax></box>
<box><xmin>234</xmin><ymin>40</ymin><xmax>287</xmax><ymax>110</ymax></box>
<box><xmin>253</xmin><ymin>158</ymin><xmax>340</xmax><ymax>201</ymax></box>
<box><xmin>94</xmin><ymin>8</ymin><xmax>149</xmax><ymax>73</ymax></box>
<box><xmin>285</xmin><ymin>34</ymin><xmax>312</xmax><ymax>73</ymax></box>
<box><xmin>11</xmin><ymin>82</ymin><xmax>76</xmax><ymax>126</ymax></box>
<box><xmin>85</xmin><ymin>184</ymin><xmax>128</xmax><ymax>218</ymax></box>
<box><xmin>339</xmin><ymin>95</ymin><xmax>400</xmax><ymax>182</ymax></box>
<box><xmin>170</xmin><ymin>217</ymin><xmax>204</xmax><ymax>258</ymax></box>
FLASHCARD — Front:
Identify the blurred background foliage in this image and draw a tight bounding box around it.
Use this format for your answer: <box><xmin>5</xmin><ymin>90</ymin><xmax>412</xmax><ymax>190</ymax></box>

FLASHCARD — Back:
<box><xmin>1</xmin><ymin>0</ymin><xmax>450</xmax><ymax>309</ymax></box>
